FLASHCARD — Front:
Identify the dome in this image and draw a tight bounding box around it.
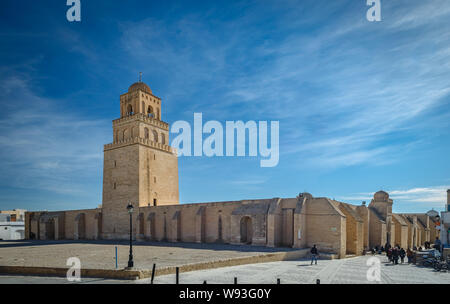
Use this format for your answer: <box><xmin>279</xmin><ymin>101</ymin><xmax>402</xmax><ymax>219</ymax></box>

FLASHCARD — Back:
<box><xmin>128</xmin><ymin>81</ymin><xmax>152</xmax><ymax>94</ymax></box>
<box><xmin>298</xmin><ymin>192</ymin><xmax>313</xmax><ymax>200</ymax></box>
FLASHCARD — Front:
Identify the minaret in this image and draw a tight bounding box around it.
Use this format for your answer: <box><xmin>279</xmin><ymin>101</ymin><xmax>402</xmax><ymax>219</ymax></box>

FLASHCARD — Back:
<box><xmin>369</xmin><ymin>190</ymin><xmax>394</xmax><ymax>245</ymax></box>
<box><xmin>101</xmin><ymin>79</ymin><xmax>179</xmax><ymax>239</ymax></box>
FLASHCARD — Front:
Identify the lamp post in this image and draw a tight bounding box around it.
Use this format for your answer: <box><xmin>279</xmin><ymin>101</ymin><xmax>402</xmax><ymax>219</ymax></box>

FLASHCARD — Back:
<box><xmin>127</xmin><ymin>203</ymin><xmax>134</xmax><ymax>268</ymax></box>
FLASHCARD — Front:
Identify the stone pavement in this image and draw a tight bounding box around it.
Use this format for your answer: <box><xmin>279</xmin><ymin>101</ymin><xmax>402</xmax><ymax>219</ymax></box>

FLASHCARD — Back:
<box><xmin>0</xmin><ymin>240</ymin><xmax>300</xmax><ymax>271</ymax></box>
<box><xmin>1</xmin><ymin>254</ymin><xmax>449</xmax><ymax>284</ymax></box>
<box><xmin>147</xmin><ymin>254</ymin><xmax>450</xmax><ymax>284</ymax></box>
<box><xmin>0</xmin><ymin>275</ymin><xmax>130</xmax><ymax>284</ymax></box>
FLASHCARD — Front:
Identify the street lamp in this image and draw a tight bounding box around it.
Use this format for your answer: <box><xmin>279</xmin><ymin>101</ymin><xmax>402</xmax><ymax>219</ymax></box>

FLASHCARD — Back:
<box><xmin>127</xmin><ymin>203</ymin><xmax>134</xmax><ymax>268</ymax></box>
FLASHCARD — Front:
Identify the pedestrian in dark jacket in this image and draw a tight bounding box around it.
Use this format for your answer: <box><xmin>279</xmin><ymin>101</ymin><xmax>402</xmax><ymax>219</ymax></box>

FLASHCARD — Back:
<box><xmin>392</xmin><ymin>247</ymin><xmax>399</xmax><ymax>264</ymax></box>
<box><xmin>406</xmin><ymin>248</ymin><xmax>413</xmax><ymax>263</ymax></box>
<box><xmin>434</xmin><ymin>237</ymin><xmax>442</xmax><ymax>253</ymax></box>
<box><xmin>387</xmin><ymin>247</ymin><xmax>392</xmax><ymax>262</ymax></box>
<box><xmin>310</xmin><ymin>245</ymin><xmax>319</xmax><ymax>265</ymax></box>
<box><xmin>399</xmin><ymin>248</ymin><xmax>406</xmax><ymax>264</ymax></box>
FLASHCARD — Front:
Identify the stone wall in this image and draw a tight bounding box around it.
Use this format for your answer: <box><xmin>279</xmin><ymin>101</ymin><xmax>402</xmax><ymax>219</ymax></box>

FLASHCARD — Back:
<box><xmin>338</xmin><ymin>202</ymin><xmax>364</xmax><ymax>255</ymax></box>
<box><xmin>25</xmin><ymin>191</ymin><xmax>438</xmax><ymax>259</ymax></box>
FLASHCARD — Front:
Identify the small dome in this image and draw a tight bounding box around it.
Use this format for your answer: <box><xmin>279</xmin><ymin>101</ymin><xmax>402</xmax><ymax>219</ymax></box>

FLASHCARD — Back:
<box><xmin>128</xmin><ymin>82</ymin><xmax>152</xmax><ymax>94</ymax></box>
<box><xmin>374</xmin><ymin>190</ymin><xmax>389</xmax><ymax>202</ymax></box>
<box><xmin>298</xmin><ymin>192</ymin><xmax>313</xmax><ymax>200</ymax></box>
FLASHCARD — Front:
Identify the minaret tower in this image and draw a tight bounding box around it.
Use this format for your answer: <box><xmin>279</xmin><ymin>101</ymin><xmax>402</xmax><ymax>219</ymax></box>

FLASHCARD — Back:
<box><xmin>101</xmin><ymin>77</ymin><xmax>179</xmax><ymax>239</ymax></box>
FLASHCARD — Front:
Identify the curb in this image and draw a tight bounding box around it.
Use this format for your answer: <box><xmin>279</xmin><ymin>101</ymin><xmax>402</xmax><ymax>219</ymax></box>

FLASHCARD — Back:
<box><xmin>0</xmin><ymin>249</ymin><xmax>338</xmax><ymax>280</ymax></box>
<box><xmin>0</xmin><ymin>266</ymin><xmax>141</xmax><ymax>280</ymax></box>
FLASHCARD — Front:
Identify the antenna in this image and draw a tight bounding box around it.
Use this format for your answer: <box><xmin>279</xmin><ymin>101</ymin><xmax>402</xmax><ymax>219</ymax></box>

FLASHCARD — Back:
<box><xmin>139</xmin><ymin>72</ymin><xmax>142</xmax><ymax>82</ymax></box>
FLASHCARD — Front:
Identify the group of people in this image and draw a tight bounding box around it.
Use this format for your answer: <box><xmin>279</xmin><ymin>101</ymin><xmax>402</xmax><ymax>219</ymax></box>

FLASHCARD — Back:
<box><xmin>370</xmin><ymin>244</ymin><xmax>414</xmax><ymax>264</ymax></box>
<box><xmin>369</xmin><ymin>237</ymin><xmax>443</xmax><ymax>264</ymax></box>
<box><xmin>311</xmin><ymin>237</ymin><xmax>443</xmax><ymax>266</ymax></box>
<box><xmin>386</xmin><ymin>245</ymin><xmax>407</xmax><ymax>264</ymax></box>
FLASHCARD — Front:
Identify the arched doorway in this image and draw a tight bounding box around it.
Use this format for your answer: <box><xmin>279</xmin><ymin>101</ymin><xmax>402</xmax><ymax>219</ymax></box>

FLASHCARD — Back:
<box><xmin>75</xmin><ymin>213</ymin><xmax>86</xmax><ymax>239</ymax></box>
<box><xmin>240</xmin><ymin>216</ymin><xmax>253</xmax><ymax>244</ymax></box>
<box><xmin>46</xmin><ymin>219</ymin><xmax>55</xmax><ymax>240</ymax></box>
<box><xmin>139</xmin><ymin>213</ymin><xmax>145</xmax><ymax>235</ymax></box>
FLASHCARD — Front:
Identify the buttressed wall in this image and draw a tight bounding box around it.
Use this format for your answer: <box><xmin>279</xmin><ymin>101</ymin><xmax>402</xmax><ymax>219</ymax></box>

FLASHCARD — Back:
<box><xmin>24</xmin><ymin>81</ymin><xmax>439</xmax><ymax>258</ymax></box>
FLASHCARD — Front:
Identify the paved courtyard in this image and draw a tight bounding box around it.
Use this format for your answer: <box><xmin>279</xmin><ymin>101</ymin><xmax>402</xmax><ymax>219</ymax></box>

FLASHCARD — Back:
<box><xmin>0</xmin><ymin>240</ymin><xmax>297</xmax><ymax>270</ymax></box>
<box><xmin>1</xmin><ymin>254</ymin><xmax>449</xmax><ymax>284</ymax></box>
<box><xmin>149</xmin><ymin>254</ymin><xmax>450</xmax><ymax>284</ymax></box>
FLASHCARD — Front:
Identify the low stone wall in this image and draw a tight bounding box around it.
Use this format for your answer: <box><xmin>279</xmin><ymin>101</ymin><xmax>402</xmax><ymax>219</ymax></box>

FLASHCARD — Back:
<box><xmin>0</xmin><ymin>248</ymin><xmax>321</xmax><ymax>280</ymax></box>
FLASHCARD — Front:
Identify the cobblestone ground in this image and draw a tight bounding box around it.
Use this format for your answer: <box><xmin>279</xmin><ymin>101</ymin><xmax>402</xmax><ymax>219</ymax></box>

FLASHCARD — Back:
<box><xmin>148</xmin><ymin>254</ymin><xmax>450</xmax><ymax>284</ymax></box>
<box><xmin>0</xmin><ymin>254</ymin><xmax>449</xmax><ymax>284</ymax></box>
<box><xmin>0</xmin><ymin>240</ymin><xmax>297</xmax><ymax>270</ymax></box>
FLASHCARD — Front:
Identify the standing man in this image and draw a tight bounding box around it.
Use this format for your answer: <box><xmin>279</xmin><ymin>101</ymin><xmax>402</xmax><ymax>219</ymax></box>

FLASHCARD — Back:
<box><xmin>399</xmin><ymin>248</ymin><xmax>406</xmax><ymax>264</ymax></box>
<box><xmin>434</xmin><ymin>237</ymin><xmax>442</xmax><ymax>253</ymax></box>
<box><xmin>311</xmin><ymin>244</ymin><xmax>319</xmax><ymax>265</ymax></box>
<box><xmin>392</xmin><ymin>247</ymin><xmax>399</xmax><ymax>265</ymax></box>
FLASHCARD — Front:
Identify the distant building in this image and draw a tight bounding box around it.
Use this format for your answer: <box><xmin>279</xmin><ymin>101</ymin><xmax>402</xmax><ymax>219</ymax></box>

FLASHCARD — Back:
<box><xmin>0</xmin><ymin>211</ymin><xmax>26</xmax><ymax>240</ymax></box>
<box><xmin>440</xmin><ymin>190</ymin><xmax>450</xmax><ymax>247</ymax></box>
<box><xmin>0</xmin><ymin>209</ymin><xmax>26</xmax><ymax>222</ymax></box>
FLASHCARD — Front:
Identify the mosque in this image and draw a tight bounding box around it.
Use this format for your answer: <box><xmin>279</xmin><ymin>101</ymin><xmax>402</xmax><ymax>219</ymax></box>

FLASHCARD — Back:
<box><xmin>25</xmin><ymin>80</ymin><xmax>440</xmax><ymax>258</ymax></box>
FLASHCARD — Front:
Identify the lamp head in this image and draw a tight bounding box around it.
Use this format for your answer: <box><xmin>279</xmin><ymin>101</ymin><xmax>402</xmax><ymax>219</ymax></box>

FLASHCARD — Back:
<box><xmin>127</xmin><ymin>203</ymin><xmax>134</xmax><ymax>214</ymax></box>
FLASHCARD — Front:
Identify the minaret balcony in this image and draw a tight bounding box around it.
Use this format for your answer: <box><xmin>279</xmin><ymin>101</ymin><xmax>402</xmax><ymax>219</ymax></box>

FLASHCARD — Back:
<box><xmin>113</xmin><ymin>113</ymin><xmax>169</xmax><ymax>131</ymax></box>
<box><xmin>104</xmin><ymin>136</ymin><xmax>177</xmax><ymax>155</ymax></box>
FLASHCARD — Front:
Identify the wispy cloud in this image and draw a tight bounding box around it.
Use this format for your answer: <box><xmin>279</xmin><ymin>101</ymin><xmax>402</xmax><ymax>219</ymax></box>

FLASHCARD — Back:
<box><xmin>0</xmin><ymin>76</ymin><xmax>109</xmax><ymax>198</ymax></box>
<box><xmin>119</xmin><ymin>1</ymin><xmax>450</xmax><ymax>170</ymax></box>
<box><xmin>340</xmin><ymin>186</ymin><xmax>449</xmax><ymax>212</ymax></box>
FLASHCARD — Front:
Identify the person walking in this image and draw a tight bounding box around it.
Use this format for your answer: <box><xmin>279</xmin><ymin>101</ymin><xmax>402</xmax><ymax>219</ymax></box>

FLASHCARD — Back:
<box><xmin>387</xmin><ymin>247</ymin><xmax>392</xmax><ymax>262</ymax></box>
<box><xmin>406</xmin><ymin>248</ymin><xmax>413</xmax><ymax>264</ymax></box>
<box><xmin>399</xmin><ymin>248</ymin><xmax>406</xmax><ymax>264</ymax></box>
<box><xmin>392</xmin><ymin>247</ymin><xmax>399</xmax><ymax>265</ymax></box>
<box><xmin>434</xmin><ymin>237</ymin><xmax>442</xmax><ymax>253</ymax></box>
<box><xmin>310</xmin><ymin>245</ymin><xmax>319</xmax><ymax>265</ymax></box>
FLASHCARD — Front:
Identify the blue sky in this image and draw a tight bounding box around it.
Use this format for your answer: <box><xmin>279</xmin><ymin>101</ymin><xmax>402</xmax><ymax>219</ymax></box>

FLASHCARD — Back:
<box><xmin>0</xmin><ymin>0</ymin><xmax>449</xmax><ymax>213</ymax></box>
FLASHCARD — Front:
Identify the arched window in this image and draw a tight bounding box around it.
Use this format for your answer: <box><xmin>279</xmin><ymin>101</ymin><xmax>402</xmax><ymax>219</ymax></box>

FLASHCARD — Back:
<box><xmin>161</xmin><ymin>133</ymin><xmax>166</xmax><ymax>145</ymax></box>
<box><xmin>142</xmin><ymin>101</ymin><xmax>145</xmax><ymax>113</ymax></box>
<box><xmin>123</xmin><ymin>129</ymin><xmax>128</xmax><ymax>140</ymax></box>
<box><xmin>144</xmin><ymin>127</ymin><xmax>149</xmax><ymax>139</ymax></box>
<box><xmin>115</xmin><ymin>130</ymin><xmax>119</xmax><ymax>143</ymax></box>
<box><xmin>147</xmin><ymin>106</ymin><xmax>154</xmax><ymax>118</ymax></box>
<box><xmin>152</xmin><ymin>130</ymin><xmax>158</xmax><ymax>142</ymax></box>
<box><xmin>157</xmin><ymin>108</ymin><xmax>160</xmax><ymax>120</ymax></box>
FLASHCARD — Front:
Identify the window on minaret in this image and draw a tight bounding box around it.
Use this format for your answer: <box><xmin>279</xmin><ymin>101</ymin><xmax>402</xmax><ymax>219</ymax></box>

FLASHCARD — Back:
<box><xmin>144</xmin><ymin>128</ymin><xmax>149</xmax><ymax>139</ymax></box>
<box><xmin>142</xmin><ymin>101</ymin><xmax>145</xmax><ymax>113</ymax></box>
<box><xmin>161</xmin><ymin>133</ymin><xmax>166</xmax><ymax>145</ymax></box>
<box><xmin>157</xmin><ymin>108</ymin><xmax>160</xmax><ymax>120</ymax></box>
<box><xmin>152</xmin><ymin>130</ymin><xmax>158</xmax><ymax>142</ymax></box>
<box><xmin>148</xmin><ymin>106</ymin><xmax>154</xmax><ymax>118</ymax></box>
<box><xmin>127</xmin><ymin>104</ymin><xmax>133</xmax><ymax>115</ymax></box>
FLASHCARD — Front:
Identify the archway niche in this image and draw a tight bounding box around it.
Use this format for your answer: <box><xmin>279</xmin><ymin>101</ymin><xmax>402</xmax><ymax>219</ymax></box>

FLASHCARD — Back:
<box><xmin>240</xmin><ymin>216</ymin><xmax>253</xmax><ymax>244</ymax></box>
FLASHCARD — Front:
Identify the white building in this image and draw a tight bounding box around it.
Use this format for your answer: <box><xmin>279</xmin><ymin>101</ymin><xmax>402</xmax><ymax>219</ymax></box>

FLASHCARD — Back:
<box><xmin>439</xmin><ymin>189</ymin><xmax>450</xmax><ymax>246</ymax></box>
<box><xmin>0</xmin><ymin>214</ymin><xmax>25</xmax><ymax>240</ymax></box>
